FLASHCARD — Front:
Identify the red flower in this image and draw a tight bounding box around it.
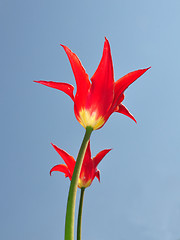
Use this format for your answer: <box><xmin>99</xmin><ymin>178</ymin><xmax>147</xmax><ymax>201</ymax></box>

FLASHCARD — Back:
<box><xmin>50</xmin><ymin>142</ymin><xmax>111</xmax><ymax>188</ymax></box>
<box><xmin>35</xmin><ymin>38</ymin><xmax>150</xmax><ymax>130</ymax></box>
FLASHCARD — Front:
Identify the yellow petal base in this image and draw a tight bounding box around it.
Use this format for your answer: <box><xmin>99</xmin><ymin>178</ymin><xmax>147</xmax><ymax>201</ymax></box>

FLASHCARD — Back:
<box><xmin>78</xmin><ymin>109</ymin><xmax>105</xmax><ymax>130</ymax></box>
<box><xmin>78</xmin><ymin>178</ymin><xmax>92</xmax><ymax>188</ymax></box>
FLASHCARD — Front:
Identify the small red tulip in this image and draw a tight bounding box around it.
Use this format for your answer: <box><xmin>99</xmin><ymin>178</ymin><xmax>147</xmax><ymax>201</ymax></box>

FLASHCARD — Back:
<box><xmin>50</xmin><ymin>142</ymin><xmax>111</xmax><ymax>188</ymax></box>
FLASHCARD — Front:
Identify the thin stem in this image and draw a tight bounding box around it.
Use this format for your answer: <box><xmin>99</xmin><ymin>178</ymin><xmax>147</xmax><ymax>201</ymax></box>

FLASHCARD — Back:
<box><xmin>64</xmin><ymin>126</ymin><xmax>93</xmax><ymax>240</ymax></box>
<box><xmin>77</xmin><ymin>188</ymin><xmax>85</xmax><ymax>240</ymax></box>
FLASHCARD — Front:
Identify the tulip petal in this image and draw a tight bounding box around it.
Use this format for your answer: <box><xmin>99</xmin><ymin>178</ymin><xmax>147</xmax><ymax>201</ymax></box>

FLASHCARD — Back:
<box><xmin>34</xmin><ymin>81</ymin><xmax>75</xmax><ymax>101</ymax></box>
<box><xmin>82</xmin><ymin>141</ymin><xmax>91</xmax><ymax>165</ymax></box>
<box><xmin>60</xmin><ymin>44</ymin><xmax>90</xmax><ymax>113</ymax></box>
<box><xmin>115</xmin><ymin>67</ymin><xmax>150</xmax><ymax>96</ymax></box>
<box><xmin>93</xmin><ymin>149</ymin><xmax>112</xmax><ymax>168</ymax></box>
<box><xmin>50</xmin><ymin>164</ymin><xmax>71</xmax><ymax>179</ymax></box>
<box><xmin>87</xmin><ymin>38</ymin><xmax>114</xmax><ymax>117</ymax></box>
<box><xmin>116</xmin><ymin>104</ymin><xmax>137</xmax><ymax>123</ymax></box>
<box><xmin>51</xmin><ymin>143</ymin><xmax>75</xmax><ymax>176</ymax></box>
<box><xmin>95</xmin><ymin>170</ymin><xmax>100</xmax><ymax>182</ymax></box>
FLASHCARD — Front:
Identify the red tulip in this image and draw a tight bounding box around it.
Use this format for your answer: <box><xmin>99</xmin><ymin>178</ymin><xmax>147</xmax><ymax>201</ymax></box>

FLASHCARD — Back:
<box><xmin>50</xmin><ymin>142</ymin><xmax>111</xmax><ymax>188</ymax></box>
<box><xmin>35</xmin><ymin>38</ymin><xmax>150</xmax><ymax>130</ymax></box>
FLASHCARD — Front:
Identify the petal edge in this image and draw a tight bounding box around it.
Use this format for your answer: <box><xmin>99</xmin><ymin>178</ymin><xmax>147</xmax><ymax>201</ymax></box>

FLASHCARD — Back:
<box><xmin>115</xmin><ymin>67</ymin><xmax>151</xmax><ymax>96</ymax></box>
<box><xmin>93</xmin><ymin>148</ymin><xmax>112</xmax><ymax>168</ymax></box>
<box><xmin>34</xmin><ymin>81</ymin><xmax>75</xmax><ymax>101</ymax></box>
<box><xmin>50</xmin><ymin>164</ymin><xmax>71</xmax><ymax>179</ymax></box>
<box><xmin>51</xmin><ymin>143</ymin><xmax>75</xmax><ymax>175</ymax></box>
<box><xmin>116</xmin><ymin>104</ymin><xmax>137</xmax><ymax>123</ymax></box>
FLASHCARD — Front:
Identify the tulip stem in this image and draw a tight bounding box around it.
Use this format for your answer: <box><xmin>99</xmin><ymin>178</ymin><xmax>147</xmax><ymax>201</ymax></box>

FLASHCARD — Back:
<box><xmin>65</xmin><ymin>126</ymin><xmax>93</xmax><ymax>240</ymax></box>
<box><xmin>77</xmin><ymin>187</ymin><xmax>85</xmax><ymax>240</ymax></box>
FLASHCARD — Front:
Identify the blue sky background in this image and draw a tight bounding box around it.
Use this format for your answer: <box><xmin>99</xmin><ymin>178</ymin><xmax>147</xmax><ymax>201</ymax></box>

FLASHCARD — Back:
<box><xmin>1</xmin><ymin>0</ymin><xmax>180</xmax><ymax>239</ymax></box>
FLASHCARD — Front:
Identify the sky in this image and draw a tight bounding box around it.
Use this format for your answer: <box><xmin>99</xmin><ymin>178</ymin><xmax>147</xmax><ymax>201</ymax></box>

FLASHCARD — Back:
<box><xmin>1</xmin><ymin>0</ymin><xmax>180</xmax><ymax>239</ymax></box>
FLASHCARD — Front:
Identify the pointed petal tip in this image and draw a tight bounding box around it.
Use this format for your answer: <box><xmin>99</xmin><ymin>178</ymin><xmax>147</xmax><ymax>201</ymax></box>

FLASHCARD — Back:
<box><xmin>51</xmin><ymin>142</ymin><xmax>60</xmax><ymax>151</ymax></box>
<box><xmin>60</xmin><ymin>44</ymin><xmax>69</xmax><ymax>53</ymax></box>
<box><xmin>133</xmin><ymin>117</ymin><xmax>137</xmax><ymax>124</ymax></box>
<box><xmin>137</xmin><ymin>66</ymin><xmax>151</xmax><ymax>74</ymax></box>
<box><xmin>145</xmin><ymin>66</ymin><xmax>151</xmax><ymax>71</ymax></box>
<box><xmin>95</xmin><ymin>170</ymin><xmax>101</xmax><ymax>182</ymax></box>
<box><xmin>34</xmin><ymin>80</ymin><xmax>49</xmax><ymax>84</ymax></box>
<box><xmin>116</xmin><ymin>104</ymin><xmax>137</xmax><ymax>123</ymax></box>
<box><xmin>104</xmin><ymin>148</ymin><xmax>112</xmax><ymax>154</ymax></box>
<box><xmin>141</xmin><ymin>66</ymin><xmax>151</xmax><ymax>73</ymax></box>
<box><xmin>131</xmin><ymin>115</ymin><xmax>137</xmax><ymax>124</ymax></box>
<box><xmin>51</xmin><ymin>142</ymin><xmax>56</xmax><ymax>148</ymax></box>
<box><xmin>104</xmin><ymin>37</ymin><xmax>110</xmax><ymax>48</ymax></box>
<box><xmin>50</xmin><ymin>167</ymin><xmax>55</xmax><ymax>176</ymax></box>
<box><xmin>93</xmin><ymin>148</ymin><xmax>112</xmax><ymax>169</ymax></box>
<box><xmin>60</xmin><ymin>43</ymin><xmax>66</xmax><ymax>49</ymax></box>
<box><xmin>60</xmin><ymin>44</ymin><xmax>72</xmax><ymax>54</ymax></box>
<box><xmin>104</xmin><ymin>36</ymin><xmax>108</xmax><ymax>42</ymax></box>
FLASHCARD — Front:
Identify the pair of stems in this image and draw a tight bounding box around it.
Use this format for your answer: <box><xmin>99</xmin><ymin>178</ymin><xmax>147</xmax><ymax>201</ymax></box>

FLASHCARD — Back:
<box><xmin>64</xmin><ymin>126</ymin><xmax>93</xmax><ymax>240</ymax></box>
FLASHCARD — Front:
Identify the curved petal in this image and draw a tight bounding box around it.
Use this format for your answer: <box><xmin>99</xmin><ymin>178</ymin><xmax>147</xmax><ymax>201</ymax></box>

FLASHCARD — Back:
<box><xmin>87</xmin><ymin>38</ymin><xmax>114</xmax><ymax>117</ymax></box>
<box><xmin>51</xmin><ymin>143</ymin><xmax>75</xmax><ymax>176</ymax></box>
<box><xmin>34</xmin><ymin>81</ymin><xmax>75</xmax><ymax>101</ymax></box>
<box><xmin>116</xmin><ymin>104</ymin><xmax>137</xmax><ymax>123</ymax></box>
<box><xmin>93</xmin><ymin>148</ymin><xmax>112</xmax><ymax>168</ymax></box>
<box><xmin>115</xmin><ymin>67</ymin><xmax>150</xmax><ymax>97</ymax></box>
<box><xmin>50</xmin><ymin>164</ymin><xmax>71</xmax><ymax>179</ymax></box>
<box><xmin>82</xmin><ymin>141</ymin><xmax>91</xmax><ymax>165</ymax></box>
<box><xmin>79</xmin><ymin>141</ymin><xmax>94</xmax><ymax>186</ymax></box>
<box><xmin>95</xmin><ymin>170</ymin><xmax>100</xmax><ymax>182</ymax></box>
<box><xmin>60</xmin><ymin>44</ymin><xmax>90</xmax><ymax>113</ymax></box>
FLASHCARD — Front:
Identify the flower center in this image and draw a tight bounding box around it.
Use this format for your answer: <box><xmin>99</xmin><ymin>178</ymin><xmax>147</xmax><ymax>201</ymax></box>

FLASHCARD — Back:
<box><xmin>78</xmin><ymin>178</ymin><xmax>92</xmax><ymax>188</ymax></box>
<box><xmin>79</xmin><ymin>109</ymin><xmax>105</xmax><ymax>130</ymax></box>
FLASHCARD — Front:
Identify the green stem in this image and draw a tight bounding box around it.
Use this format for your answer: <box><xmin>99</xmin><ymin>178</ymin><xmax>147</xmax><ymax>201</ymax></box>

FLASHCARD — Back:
<box><xmin>64</xmin><ymin>126</ymin><xmax>93</xmax><ymax>240</ymax></box>
<box><xmin>77</xmin><ymin>188</ymin><xmax>85</xmax><ymax>240</ymax></box>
